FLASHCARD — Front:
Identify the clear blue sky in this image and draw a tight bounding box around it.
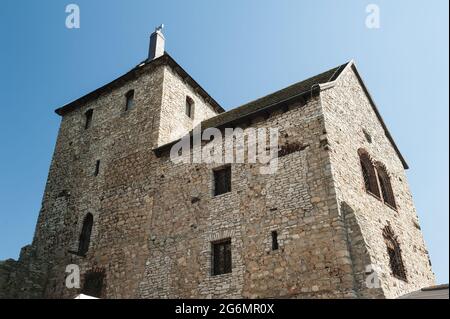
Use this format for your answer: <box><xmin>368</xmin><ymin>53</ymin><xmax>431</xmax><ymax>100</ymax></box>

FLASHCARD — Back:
<box><xmin>0</xmin><ymin>0</ymin><xmax>448</xmax><ymax>284</ymax></box>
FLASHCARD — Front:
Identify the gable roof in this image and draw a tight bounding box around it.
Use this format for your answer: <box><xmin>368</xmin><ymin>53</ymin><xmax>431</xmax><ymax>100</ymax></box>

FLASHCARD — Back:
<box><xmin>54</xmin><ymin>53</ymin><xmax>225</xmax><ymax>116</ymax></box>
<box><xmin>336</xmin><ymin>61</ymin><xmax>409</xmax><ymax>169</ymax></box>
<box><xmin>55</xmin><ymin>52</ymin><xmax>407</xmax><ymax>169</ymax></box>
<box><xmin>155</xmin><ymin>60</ymin><xmax>408</xmax><ymax>169</ymax></box>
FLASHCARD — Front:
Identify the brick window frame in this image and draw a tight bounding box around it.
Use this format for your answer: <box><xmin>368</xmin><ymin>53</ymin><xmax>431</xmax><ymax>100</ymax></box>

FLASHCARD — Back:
<box><xmin>358</xmin><ymin>149</ymin><xmax>380</xmax><ymax>198</ymax></box>
<box><xmin>383</xmin><ymin>225</ymin><xmax>407</xmax><ymax>281</ymax></box>
<box><xmin>376</xmin><ymin>163</ymin><xmax>397</xmax><ymax>209</ymax></box>
<box><xmin>82</xmin><ymin>268</ymin><xmax>106</xmax><ymax>298</ymax></box>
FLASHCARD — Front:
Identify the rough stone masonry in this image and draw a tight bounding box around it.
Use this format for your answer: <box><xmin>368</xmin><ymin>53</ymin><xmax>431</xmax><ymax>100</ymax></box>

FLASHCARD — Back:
<box><xmin>0</xmin><ymin>29</ymin><xmax>435</xmax><ymax>299</ymax></box>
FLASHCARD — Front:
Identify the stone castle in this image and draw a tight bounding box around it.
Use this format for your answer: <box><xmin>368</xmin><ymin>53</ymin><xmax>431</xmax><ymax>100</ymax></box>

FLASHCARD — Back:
<box><xmin>0</xmin><ymin>29</ymin><xmax>435</xmax><ymax>299</ymax></box>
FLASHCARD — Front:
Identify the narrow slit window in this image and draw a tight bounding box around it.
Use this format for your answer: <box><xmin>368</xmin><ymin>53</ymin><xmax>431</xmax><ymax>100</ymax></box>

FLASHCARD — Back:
<box><xmin>125</xmin><ymin>90</ymin><xmax>135</xmax><ymax>111</ymax></box>
<box><xmin>271</xmin><ymin>231</ymin><xmax>279</xmax><ymax>251</ymax></box>
<box><xmin>185</xmin><ymin>96</ymin><xmax>194</xmax><ymax>119</ymax></box>
<box><xmin>212</xmin><ymin>239</ymin><xmax>232</xmax><ymax>276</ymax></box>
<box><xmin>94</xmin><ymin>160</ymin><xmax>100</xmax><ymax>176</ymax></box>
<box><xmin>78</xmin><ymin>213</ymin><xmax>93</xmax><ymax>256</ymax></box>
<box><xmin>84</xmin><ymin>109</ymin><xmax>93</xmax><ymax>130</ymax></box>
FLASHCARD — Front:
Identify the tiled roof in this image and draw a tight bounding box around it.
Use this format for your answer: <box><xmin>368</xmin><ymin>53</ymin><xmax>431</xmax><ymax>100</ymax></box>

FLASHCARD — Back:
<box><xmin>201</xmin><ymin>62</ymin><xmax>348</xmax><ymax>130</ymax></box>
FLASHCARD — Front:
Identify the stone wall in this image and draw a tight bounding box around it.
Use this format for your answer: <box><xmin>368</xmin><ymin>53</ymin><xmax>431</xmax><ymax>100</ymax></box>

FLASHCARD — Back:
<box><xmin>138</xmin><ymin>96</ymin><xmax>359</xmax><ymax>298</ymax></box>
<box><xmin>0</xmin><ymin>59</ymin><xmax>435</xmax><ymax>299</ymax></box>
<box><xmin>9</xmin><ymin>58</ymin><xmax>221</xmax><ymax>299</ymax></box>
<box><xmin>32</xmin><ymin>63</ymin><xmax>167</xmax><ymax>298</ymax></box>
<box><xmin>320</xmin><ymin>64</ymin><xmax>435</xmax><ymax>298</ymax></box>
<box><xmin>157</xmin><ymin>65</ymin><xmax>218</xmax><ymax>146</ymax></box>
<box><xmin>0</xmin><ymin>246</ymin><xmax>45</xmax><ymax>299</ymax></box>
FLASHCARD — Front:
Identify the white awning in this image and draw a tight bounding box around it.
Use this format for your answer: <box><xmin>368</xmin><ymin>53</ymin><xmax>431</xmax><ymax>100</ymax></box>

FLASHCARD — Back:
<box><xmin>74</xmin><ymin>294</ymin><xmax>99</xmax><ymax>299</ymax></box>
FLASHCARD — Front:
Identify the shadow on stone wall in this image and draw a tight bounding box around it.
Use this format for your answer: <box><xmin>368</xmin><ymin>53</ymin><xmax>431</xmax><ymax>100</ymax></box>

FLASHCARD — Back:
<box><xmin>340</xmin><ymin>201</ymin><xmax>385</xmax><ymax>298</ymax></box>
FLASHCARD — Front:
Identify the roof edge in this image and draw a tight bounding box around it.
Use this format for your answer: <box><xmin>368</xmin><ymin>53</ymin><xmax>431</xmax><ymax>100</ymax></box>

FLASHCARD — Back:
<box><xmin>326</xmin><ymin>61</ymin><xmax>409</xmax><ymax>170</ymax></box>
<box><xmin>54</xmin><ymin>53</ymin><xmax>224</xmax><ymax>116</ymax></box>
<box><xmin>153</xmin><ymin>61</ymin><xmax>351</xmax><ymax>156</ymax></box>
<box><xmin>153</xmin><ymin>89</ymin><xmax>315</xmax><ymax>156</ymax></box>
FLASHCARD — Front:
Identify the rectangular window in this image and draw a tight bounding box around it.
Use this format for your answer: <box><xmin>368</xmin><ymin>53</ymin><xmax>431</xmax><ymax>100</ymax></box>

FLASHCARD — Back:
<box><xmin>214</xmin><ymin>166</ymin><xmax>231</xmax><ymax>196</ymax></box>
<box><xmin>125</xmin><ymin>90</ymin><xmax>134</xmax><ymax>111</ymax></box>
<box><xmin>185</xmin><ymin>96</ymin><xmax>194</xmax><ymax>119</ymax></box>
<box><xmin>84</xmin><ymin>109</ymin><xmax>93</xmax><ymax>130</ymax></box>
<box><xmin>94</xmin><ymin>160</ymin><xmax>100</xmax><ymax>176</ymax></box>
<box><xmin>212</xmin><ymin>239</ymin><xmax>232</xmax><ymax>276</ymax></box>
<box><xmin>271</xmin><ymin>231</ymin><xmax>279</xmax><ymax>250</ymax></box>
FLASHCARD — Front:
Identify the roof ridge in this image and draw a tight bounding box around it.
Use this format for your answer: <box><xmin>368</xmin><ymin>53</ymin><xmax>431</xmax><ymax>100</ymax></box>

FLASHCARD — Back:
<box><xmin>226</xmin><ymin>63</ymin><xmax>348</xmax><ymax>113</ymax></box>
<box><xmin>326</xmin><ymin>61</ymin><xmax>352</xmax><ymax>82</ymax></box>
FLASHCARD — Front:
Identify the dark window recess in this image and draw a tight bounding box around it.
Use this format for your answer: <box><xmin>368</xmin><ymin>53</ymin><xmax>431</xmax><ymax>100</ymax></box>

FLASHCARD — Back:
<box><xmin>363</xmin><ymin>129</ymin><xmax>372</xmax><ymax>143</ymax></box>
<box><xmin>84</xmin><ymin>110</ymin><xmax>93</xmax><ymax>130</ymax></box>
<box><xmin>383</xmin><ymin>225</ymin><xmax>407</xmax><ymax>281</ymax></box>
<box><xmin>278</xmin><ymin>142</ymin><xmax>308</xmax><ymax>157</ymax></box>
<box><xmin>212</xmin><ymin>239</ymin><xmax>232</xmax><ymax>276</ymax></box>
<box><xmin>271</xmin><ymin>231</ymin><xmax>279</xmax><ymax>251</ymax></box>
<box><xmin>412</xmin><ymin>219</ymin><xmax>421</xmax><ymax>230</ymax></box>
<box><xmin>57</xmin><ymin>190</ymin><xmax>70</xmax><ymax>198</ymax></box>
<box><xmin>186</xmin><ymin>96</ymin><xmax>194</xmax><ymax>118</ymax></box>
<box><xmin>125</xmin><ymin>90</ymin><xmax>134</xmax><ymax>111</ymax></box>
<box><xmin>358</xmin><ymin>150</ymin><xmax>398</xmax><ymax>209</ymax></box>
<box><xmin>94</xmin><ymin>160</ymin><xmax>100</xmax><ymax>176</ymax></box>
<box><xmin>78</xmin><ymin>213</ymin><xmax>93</xmax><ymax>256</ymax></box>
<box><xmin>376</xmin><ymin>166</ymin><xmax>396</xmax><ymax>208</ymax></box>
<box><xmin>82</xmin><ymin>268</ymin><xmax>105</xmax><ymax>298</ymax></box>
<box><xmin>214</xmin><ymin>166</ymin><xmax>231</xmax><ymax>196</ymax></box>
<box><xmin>359</xmin><ymin>151</ymin><xmax>380</xmax><ymax>197</ymax></box>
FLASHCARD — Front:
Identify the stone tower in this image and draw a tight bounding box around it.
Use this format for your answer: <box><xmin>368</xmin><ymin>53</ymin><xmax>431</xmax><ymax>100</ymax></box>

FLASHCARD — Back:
<box><xmin>0</xmin><ymin>30</ymin><xmax>434</xmax><ymax>299</ymax></box>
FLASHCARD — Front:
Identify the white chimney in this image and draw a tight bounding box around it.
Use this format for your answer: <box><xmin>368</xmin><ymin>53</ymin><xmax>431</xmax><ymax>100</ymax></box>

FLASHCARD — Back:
<box><xmin>148</xmin><ymin>24</ymin><xmax>165</xmax><ymax>60</ymax></box>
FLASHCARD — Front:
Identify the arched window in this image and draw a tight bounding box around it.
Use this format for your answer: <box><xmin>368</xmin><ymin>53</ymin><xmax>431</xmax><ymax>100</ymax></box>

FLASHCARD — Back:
<box><xmin>78</xmin><ymin>213</ymin><xmax>93</xmax><ymax>256</ymax></box>
<box><xmin>383</xmin><ymin>225</ymin><xmax>407</xmax><ymax>281</ymax></box>
<box><xmin>358</xmin><ymin>150</ymin><xmax>380</xmax><ymax>197</ymax></box>
<box><xmin>376</xmin><ymin>164</ymin><xmax>396</xmax><ymax>208</ymax></box>
<box><xmin>125</xmin><ymin>90</ymin><xmax>135</xmax><ymax>111</ymax></box>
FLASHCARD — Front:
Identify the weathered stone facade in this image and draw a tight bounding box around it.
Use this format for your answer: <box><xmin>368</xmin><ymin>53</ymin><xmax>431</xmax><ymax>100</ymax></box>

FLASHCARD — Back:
<box><xmin>320</xmin><ymin>64</ymin><xmax>435</xmax><ymax>298</ymax></box>
<box><xmin>0</xmin><ymin>45</ymin><xmax>434</xmax><ymax>298</ymax></box>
